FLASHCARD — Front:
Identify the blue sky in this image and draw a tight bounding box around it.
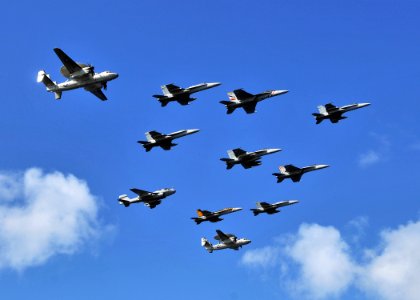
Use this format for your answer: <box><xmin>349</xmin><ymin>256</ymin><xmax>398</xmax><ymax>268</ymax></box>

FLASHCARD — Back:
<box><xmin>1</xmin><ymin>1</ymin><xmax>420</xmax><ymax>299</ymax></box>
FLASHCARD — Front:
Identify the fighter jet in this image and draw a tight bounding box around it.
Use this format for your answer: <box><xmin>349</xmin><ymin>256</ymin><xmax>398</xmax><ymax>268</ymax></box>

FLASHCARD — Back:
<box><xmin>153</xmin><ymin>82</ymin><xmax>221</xmax><ymax>107</ymax></box>
<box><xmin>272</xmin><ymin>164</ymin><xmax>329</xmax><ymax>183</ymax></box>
<box><xmin>137</xmin><ymin>129</ymin><xmax>199</xmax><ymax>152</ymax></box>
<box><xmin>191</xmin><ymin>207</ymin><xmax>242</xmax><ymax>225</ymax></box>
<box><xmin>201</xmin><ymin>230</ymin><xmax>251</xmax><ymax>253</ymax></box>
<box><xmin>220</xmin><ymin>88</ymin><xmax>288</xmax><ymax>114</ymax></box>
<box><xmin>250</xmin><ymin>200</ymin><xmax>299</xmax><ymax>216</ymax></box>
<box><xmin>220</xmin><ymin>147</ymin><xmax>281</xmax><ymax>169</ymax></box>
<box><xmin>37</xmin><ymin>48</ymin><xmax>118</xmax><ymax>101</ymax></box>
<box><xmin>118</xmin><ymin>187</ymin><xmax>176</xmax><ymax>208</ymax></box>
<box><xmin>312</xmin><ymin>102</ymin><xmax>371</xmax><ymax>124</ymax></box>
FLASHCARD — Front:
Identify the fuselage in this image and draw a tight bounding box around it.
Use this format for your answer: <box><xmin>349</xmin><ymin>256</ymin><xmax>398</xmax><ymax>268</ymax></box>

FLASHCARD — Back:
<box><xmin>47</xmin><ymin>71</ymin><xmax>118</xmax><ymax>92</ymax></box>
<box><xmin>212</xmin><ymin>238</ymin><xmax>251</xmax><ymax>251</ymax></box>
<box><xmin>230</xmin><ymin>90</ymin><xmax>288</xmax><ymax>107</ymax></box>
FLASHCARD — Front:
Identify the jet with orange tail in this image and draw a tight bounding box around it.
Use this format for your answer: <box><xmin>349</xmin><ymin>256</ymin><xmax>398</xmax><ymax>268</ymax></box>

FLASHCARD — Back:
<box><xmin>191</xmin><ymin>207</ymin><xmax>242</xmax><ymax>225</ymax></box>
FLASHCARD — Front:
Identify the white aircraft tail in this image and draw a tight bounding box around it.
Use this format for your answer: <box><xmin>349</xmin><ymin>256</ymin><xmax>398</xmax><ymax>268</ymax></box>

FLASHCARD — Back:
<box><xmin>161</xmin><ymin>85</ymin><xmax>172</xmax><ymax>96</ymax></box>
<box><xmin>201</xmin><ymin>238</ymin><xmax>213</xmax><ymax>253</ymax></box>
<box><xmin>37</xmin><ymin>70</ymin><xmax>61</xmax><ymax>99</ymax></box>
<box><xmin>227</xmin><ymin>150</ymin><xmax>237</xmax><ymax>159</ymax></box>
<box><xmin>118</xmin><ymin>194</ymin><xmax>131</xmax><ymax>207</ymax></box>
<box><xmin>228</xmin><ymin>92</ymin><xmax>239</xmax><ymax>103</ymax></box>
<box><xmin>145</xmin><ymin>132</ymin><xmax>154</xmax><ymax>142</ymax></box>
<box><xmin>317</xmin><ymin>105</ymin><xmax>328</xmax><ymax>115</ymax></box>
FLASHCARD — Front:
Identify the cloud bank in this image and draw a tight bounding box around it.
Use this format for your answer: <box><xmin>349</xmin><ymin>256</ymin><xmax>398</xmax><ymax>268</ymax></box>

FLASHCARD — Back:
<box><xmin>0</xmin><ymin>168</ymin><xmax>103</xmax><ymax>271</ymax></box>
<box><xmin>241</xmin><ymin>220</ymin><xmax>420</xmax><ymax>300</ymax></box>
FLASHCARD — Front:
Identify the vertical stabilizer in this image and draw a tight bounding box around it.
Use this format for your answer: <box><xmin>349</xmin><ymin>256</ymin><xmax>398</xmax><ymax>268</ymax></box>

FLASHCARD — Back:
<box><xmin>317</xmin><ymin>105</ymin><xmax>327</xmax><ymax>115</ymax></box>
<box><xmin>228</xmin><ymin>92</ymin><xmax>238</xmax><ymax>102</ymax></box>
<box><xmin>227</xmin><ymin>150</ymin><xmax>237</xmax><ymax>159</ymax></box>
<box><xmin>201</xmin><ymin>238</ymin><xmax>213</xmax><ymax>253</ymax></box>
<box><xmin>161</xmin><ymin>85</ymin><xmax>172</xmax><ymax>96</ymax></box>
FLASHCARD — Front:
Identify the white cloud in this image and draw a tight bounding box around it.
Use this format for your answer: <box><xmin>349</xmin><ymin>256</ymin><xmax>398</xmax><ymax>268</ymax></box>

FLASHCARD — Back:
<box><xmin>240</xmin><ymin>246</ymin><xmax>279</xmax><ymax>269</ymax></box>
<box><xmin>358</xmin><ymin>150</ymin><xmax>380</xmax><ymax>167</ymax></box>
<box><xmin>284</xmin><ymin>224</ymin><xmax>357</xmax><ymax>299</ymax></box>
<box><xmin>361</xmin><ymin>221</ymin><xmax>420</xmax><ymax>300</ymax></box>
<box><xmin>0</xmin><ymin>168</ymin><xmax>104</xmax><ymax>271</ymax></box>
<box><xmin>242</xmin><ymin>220</ymin><xmax>420</xmax><ymax>300</ymax></box>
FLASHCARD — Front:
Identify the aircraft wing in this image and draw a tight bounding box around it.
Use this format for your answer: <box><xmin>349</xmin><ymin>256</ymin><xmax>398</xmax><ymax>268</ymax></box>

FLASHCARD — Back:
<box><xmin>284</xmin><ymin>164</ymin><xmax>301</xmax><ymax>173</ymax></box>
<box><xmin>242</xmin><ymin>102</ymin><xmax>257</xmax><ymax>114</ymax></box>
<box><xmin>233</xmin><ymin>89</ymin><xmax>254</xmax><ymax>100</ymax></box>
<box><xmin>291</xmin><ymin>174</ymin><xmax>303</xmax><ymax>182</ymax></box>
<box><xmin>89</xmin><ymin>88</ymin><xmax>107</xmax><ymax>101</ymax></box>
<box><xmin>175</xmin><ymin>94</ymin><xmax>193</xmax><ymax>105</ymax></box>
<box><xmin>324</xmin><ymin>103</ymin><xmax>337</xmax><ymax>113</ymax></box>
<box><xmin>165</xmin><ymin>84</ymin><xmax>182</xmax><ymax>93</ymax></box>
<box><xmin>53</xmin><ymin>48</ymin><xmax>83</xmax><ymax>74</ymax></box>
<box><xmin>148</xmin><ymin>131</ymin><xmax>164</xmax><ymax>139</ymax></box>
<box><xmin>146</xmin><ymin>200</ymin><xmax>161</xmax><ymax>209</ymax></box>
<box><xmin>215</xmin><ymin>230</ymin><xmax>236</xmax><ymax>246</ymax></box>
<box><xmin>330</xmin><ymin>112</ymin><xmax>344</xmax><ymax>123</ymax></box>
<box><xmin>257</xmin><ymin>202</ymin><xmax>271</xmax><ymax>209</ymax></box>
<box><xmin>130</xmin><ymin>188</ymin><xmax>152</xmax><ymax>197</ymax></box>
<box><xmin>160</xmin><ymin>141</ymin><xmax>174</xmax><ymax>150</ymax></box>
<box><xmin>232</xmin><ymin>148</ymin><xmax>246</xmax><ymax>157</ymax></box>
<box><xmin>241</xmin><ymin>161</ymin><xmax>261</xmax><ymax>169</ymax></box>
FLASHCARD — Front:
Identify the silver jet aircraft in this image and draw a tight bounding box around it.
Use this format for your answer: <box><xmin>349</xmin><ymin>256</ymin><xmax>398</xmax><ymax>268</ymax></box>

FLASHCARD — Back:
<box><xmin>312</xmin><ymin>102</ymin><xmax>371</xmax><ymax>124</ymax></box>
<box><xmin>191</xmin><ymin>207</ymin><xmax>242</xmax><ymax>225</ymax></box>
<box><xmin>201</xmin><ymin>230</ymin><xmax>251</xmax><ymax>253</ymax></box>
<box><xmin>220</xmin><ymin>88</ymin><xmax>288</xmax><ymax>114</ymax></box>
<box><xmin>251</xmin><ymin>200</ymin><xmax>299</xmax><ymax>216</ymax></box>
<box><xmin>138</xmin><ymin>129</ymin><xmax>199</xmax><ymax>152</ymax></box>
<box><xmin>153</xmin><ymin>82</ymin><xmax>221</xmax><ymax>107</ymax></box>
<box><xmin>220</xmin><ymin>147</ymin><xmax>281</xmax><ymax>169</ymax></box>
<box><xmin>118</xmin><ymin>187</ymin><xmax>176</xmax><ymax>208</ymax></box>
<box><xmin>37</xmin><ymin>48</ymin><xmax>118</xmax><ymax>101</ymax></box>
<box><xmin>273</xmin><ymin>164</ymin><xmax>329</xmax><ymax>183</ymax></box>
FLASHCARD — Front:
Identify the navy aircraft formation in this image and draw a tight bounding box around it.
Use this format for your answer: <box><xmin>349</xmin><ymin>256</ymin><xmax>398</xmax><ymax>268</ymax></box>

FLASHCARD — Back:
<box><xmin>38</xmin><ymin>48</ymin><xmax>371</xmax><ymax>253</ymax></box>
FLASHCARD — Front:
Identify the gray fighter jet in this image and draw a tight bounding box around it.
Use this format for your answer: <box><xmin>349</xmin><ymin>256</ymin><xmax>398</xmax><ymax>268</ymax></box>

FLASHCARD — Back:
<box><xmin>191</xmin><ymin>207</ymin><xmax>242</xmax><ymax>225</ymax></box>
<box><xmin>153</xmin><ymin>82</ymin><xmax>221</xmax><ymax>107</ymax></box>
<box><xmin>37</xmin><ymin>48</ymin><xmax>118</xmax><ymax>101</ymax></box>
<box><xmin>138</xmin><ymin>129</ymin><xmax>199</xmax><ymax>152</ymax></box>
<box><xmin>118</xmin><ymin>187</ymin><xmax>176</xmax><ymax>208</ymax></box>
<box><xmin>220</xmin><ymin>147</ymin><xmax>281</xmax><ymax>169</ymax></box>
<box><xmin>273</xmin><ymin>164</ymin><xmax>329</xmax><ymax>183</ymax></box>
<box><xmin>312</xmin><ymin>102</ymin><xmax>371</xmax><ymax>124</ymax></box>
<box><xmin>201</xmin><ymin>230</ymin><xmax>251</xmax><ymax>253</ymax></box>
<box><xmin>251</xmin><ymin>200</ymin><xmax>299</xmax><ymax>216</ymax></box>
<box><xmin>220</xmin><ymin>88</ymin><xmax>288</xmax><ymax>114</ymax></box>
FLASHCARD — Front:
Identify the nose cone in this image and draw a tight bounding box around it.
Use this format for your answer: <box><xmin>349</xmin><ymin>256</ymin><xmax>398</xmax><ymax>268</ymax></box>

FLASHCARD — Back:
<box><xmin>207</xmin><ymin>82</ymin><xmax>221</xmax><ymax>88</ymax></box>
<box><xmin>186</xmin><ymin>129</ymin><xmax>200</xmax><ymax>135</ymax></box>
<box><xmin>359</xmin><ymin>102</ymin><xmax>371</xmax><ymax>108</ymax></box>
<box><xmin>267</xmin><ymin>148</ymin><xmax>282</xmax><ymax>154</ymax></box>
<box><xmin>271</xmin><ymin>90</ymin><xmax>289</xmax><ymax>96</ymax></box>
<box><xmin>109</xmin><ymin>72</ymin><xmax>119</xmax><ymax>80</ymax></box>
<box><xmin>233</xmin><ymin>207</ymin><xmax>243</xmax><ymax>212</ymax></box>
<box><xmin>289</xmin><ymin>200</ymin><xmax>299</xmax><ymax>205</ymax></box>
<box><xmin>168</xmin><ymin>188</ymin><xmax>176</xmax><ymax>195</ymax></box>
<box><xmin>243</xmin><ymin>239</ymin><xmax>251</xmax><ymax>245</ymax></box>
<box><xmin>315</xmin><ymin>164</ymin><xmax>329</xmax><ymax>170</ymax></box>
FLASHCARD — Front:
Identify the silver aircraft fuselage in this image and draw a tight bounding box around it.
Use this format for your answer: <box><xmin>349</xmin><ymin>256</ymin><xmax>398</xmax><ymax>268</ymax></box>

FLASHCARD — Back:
<box><xmin>47</xmin><ymin>71</ymin><xmax>118</xmax><ymax>92</ymax></box>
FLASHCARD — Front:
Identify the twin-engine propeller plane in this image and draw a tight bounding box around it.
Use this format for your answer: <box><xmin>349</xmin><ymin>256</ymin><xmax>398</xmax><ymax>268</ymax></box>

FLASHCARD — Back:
<box><xmin>251</xmin><ymin>200</ymin><xmax>299</xmax><ymax>216</ymax></box>
<box><xmin>201</xmin><ymin>230</ymin><xmax>251</xmax><ymax>253</ymax></box>
<box><xmin>138</xmin><ymin>129</ymin><xmax>200</xmax><ymax>152</ymax></box>
<box><xmin>153</xmin><ymin>82</ymin><xmax>221</xmax><ymax>107</ymax></box>
<box><xmin>220</xmin><ymin>88</ymin><xmax>288</xmax><ymax>114</ymax></box>
<box><xmin>191</xmin><ymin>207</ymin><xmax>242</xmax><ymax>225</ymax></box>
<box><xmin>220</xmin><ymin>147</ymin><xmax>281</xmax><ymax>169</ymax></box>
<box><xmin>118</xmin><ymin>187</ymin><xmax>176</xmax><ymax>208</ymax></box>
<box><xmin>272</xmin><ymin>164</ymin><xmax>329</xmax><ymax>183</ymax></box>
<box><xmin>37</xmin><ymin>48</ymin><xmax>118</xmax><ymax>101</ymax></box>
<box><xmin>312</xmin><ymin>102</ymin><xmax>371</xmax><ymax>124</ymax></box>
